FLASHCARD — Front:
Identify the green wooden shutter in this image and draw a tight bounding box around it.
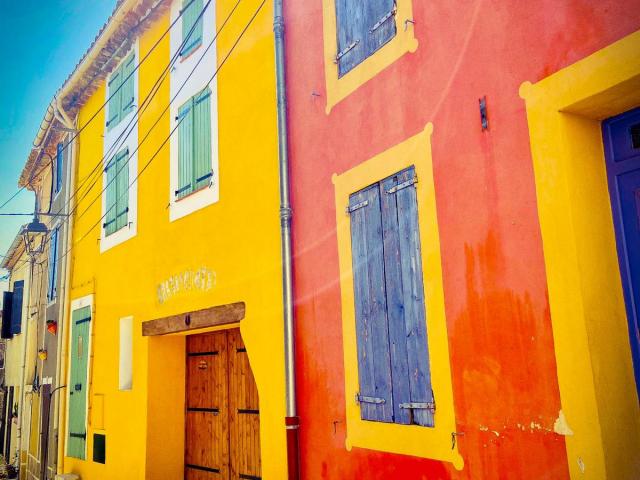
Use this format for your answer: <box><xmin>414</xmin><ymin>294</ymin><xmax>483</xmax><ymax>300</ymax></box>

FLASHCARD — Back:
<box><xmin>120</xmin><ymin>54</ymin><xmax>136</xmax><ymax>118</ymax></box>
<box><xmin>104</xmin><ymin>157</ymin><xmax>118</xmax><ymax>235</ymax></box>
<box><xmin>348</xmin><ymin>185</ymin><xmax>394</xmax><ymax>423</ymax></box>
<box><xmin>115</xmin><ymin>149</ymin><xmax>130</xmax><ymax>231</ymax></box>
<box><xmin>177</xmin><ymin>100</ymin><xmax>194</xmax><ymax>199</ymax></box>
<box><xmin>67</xmin><ymin>305</ymin><xmax>91</xmax><ymax>459</ymax></box>
<box><xmin>181</xmin><ymin>0</ymin><xmax>203</xmax><ymax>57</ymax></box>
<box><xmin>106</xmin><ymin>69</ymin><xmax>121</xmax><ymax>130</ymax></box>
<box><xmin>193</xmin><ymin>88</ymin><xmax>212</xmax><ymax>191</ymax></box>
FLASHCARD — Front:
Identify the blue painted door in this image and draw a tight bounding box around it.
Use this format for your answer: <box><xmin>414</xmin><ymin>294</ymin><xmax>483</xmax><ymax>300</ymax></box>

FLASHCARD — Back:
<box><xmin>603</xmin><ymin>107</ymin><xmax>640</xmax><ymax>395</ymax></box>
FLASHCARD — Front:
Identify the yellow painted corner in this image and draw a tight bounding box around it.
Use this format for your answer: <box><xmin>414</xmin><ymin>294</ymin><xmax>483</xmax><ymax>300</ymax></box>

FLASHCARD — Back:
<box><xmin>332</xmin><ymin>125</ymin><xmax>462</xmax><ymax>469</ymax></box>
<box><xmin>322</xmin><ymin>0</ymin><xmax>417</xmax><ymax>113</ymax></box>
<box><xmin>522</xmin><ymin>29</ymin><xmax>640</xmax><ymax>480</ymax></box>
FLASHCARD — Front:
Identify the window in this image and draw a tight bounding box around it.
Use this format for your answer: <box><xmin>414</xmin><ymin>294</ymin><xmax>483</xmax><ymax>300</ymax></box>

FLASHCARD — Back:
<box><xmin>119</xmin><ymin>317</ymin><xmax>133</xmax><ymax>391</ymax></box>
<box><xmin>348</xmin><ymin>165</ymin><xmax>434</xmax><ymax>427</ymax></box>
<box><xmin>55</xmin><ymin>142</ymin><xmax>64</xmax><ymax>194</ymax></box>
<box><xmin>335</xmin><ymin>0</ymin><xmax>397</xmax><ymax>77</ymax></box>
<box><xmin>106</xmin><ymin>53</ymin><xmax>135</xmax><ymax>131</ymax></box>
<box><xmin>47</xmin><ymin>226</ymin><xmax>60</xmax><ymax>302</ymax></box>
<box><xmin>181</xmin><ymin>0</ymin><xmax>203</xmax><ymax>58</ymax></box>
<box><xmin>104</xmin><ymin>149</ymin><xmax>130</xmax><ymax>236</ymax></box>
<box><xmin>176</xmin><ymin>88</ymin><xmax>212</xmax><ymax>200</ymax></box>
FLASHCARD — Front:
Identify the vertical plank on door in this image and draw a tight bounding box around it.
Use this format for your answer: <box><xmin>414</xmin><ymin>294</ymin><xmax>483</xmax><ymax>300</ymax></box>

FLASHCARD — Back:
<box><xmin>185</xmin><ymin>332</ymin><xmax>229</xmax><ymax>479</ymax></box>
<box><xmin>228</xmin><ymin>329</ymin><xmax>261</xmax><ymax>480</ymax></box>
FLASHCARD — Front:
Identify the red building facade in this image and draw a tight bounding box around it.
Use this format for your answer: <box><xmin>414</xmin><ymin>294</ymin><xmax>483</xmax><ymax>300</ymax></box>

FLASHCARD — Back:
<box><xmin>285</xmin><ymin>1</ymin><xmax>640</xmax><ymax>478</ymax></box>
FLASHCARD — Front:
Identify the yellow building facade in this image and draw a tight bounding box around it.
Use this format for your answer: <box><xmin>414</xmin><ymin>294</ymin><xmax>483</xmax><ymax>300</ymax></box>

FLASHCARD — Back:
<box><xmin>57</xmin><ymin>1</ymin><xmax>287</xmax><ymax>478</ymax></box>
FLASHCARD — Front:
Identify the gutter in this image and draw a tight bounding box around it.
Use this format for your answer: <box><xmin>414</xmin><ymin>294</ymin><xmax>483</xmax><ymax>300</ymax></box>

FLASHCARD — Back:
<box><xmin>53</xmin><ymin>106</ymin><xmax>77</xmax><ymax>475</ymax></box>
<box><xmin>273</xmin><ymin>2</ymin><xmax>299</xmax><ymax>479</ymax></box>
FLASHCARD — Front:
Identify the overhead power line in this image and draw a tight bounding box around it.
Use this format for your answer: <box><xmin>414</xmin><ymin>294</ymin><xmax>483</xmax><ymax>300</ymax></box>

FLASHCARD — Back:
<box><xmin>0</xmin><ymin>0</ymin><xmax>192</xmax><ymax>211</ymax></box>
<box><xmin>55</xmin><ymin>0</ymin><xmax>266</xmax><ymax>270</ymax></box>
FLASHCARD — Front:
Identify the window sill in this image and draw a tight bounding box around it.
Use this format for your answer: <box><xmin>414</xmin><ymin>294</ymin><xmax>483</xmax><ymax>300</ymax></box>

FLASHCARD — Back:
<box><xmin>180</xmin><ymin>43</ymin><xmax>202</xmax><ymax>63</ymax></box>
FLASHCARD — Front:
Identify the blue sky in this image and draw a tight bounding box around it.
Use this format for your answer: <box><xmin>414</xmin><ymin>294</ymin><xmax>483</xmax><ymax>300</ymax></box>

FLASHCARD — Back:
<box><xmin>0</xmin><ymin>1</ymin><xmax>115</xmax><ymax>286</ymax></box>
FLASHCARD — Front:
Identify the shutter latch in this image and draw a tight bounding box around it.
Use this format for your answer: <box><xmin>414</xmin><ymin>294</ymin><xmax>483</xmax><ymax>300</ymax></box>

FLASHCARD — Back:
<box><xmin>356</xmin><ymin>393</ymin><xmax>385</xmax><ymax>404</ymax></box>
<box><xmin>346</xmin><ymin>200</ymin><xmax>369</xmax><ymax>214</ymax></box>
<box><xmin>335</xmin><ymin>40</ymin><xmax>360</xmax><ymax>64</ymax></box>
<box><xmin>386</xmin><ymin>176</ymin><xmax>418</xmax><ymax>194</ymax></box>
<box><xmin>399</xmin><ymin>401</ymin><xmax>436</xmax><ymax>413</ymax></box>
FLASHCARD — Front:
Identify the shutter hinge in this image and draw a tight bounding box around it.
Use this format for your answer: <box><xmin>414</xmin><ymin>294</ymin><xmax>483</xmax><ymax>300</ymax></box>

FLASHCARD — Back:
<box><xmin>356</xmin><ymin>393</ymin><xmax>385</xmax><ymax>404</ymax></box>
<box><xmin>369</xmin><ymin>7</ymin><xmax>397</xmax><ymax>33</ymax></box>
<box><xmin>346</xmin><ymin>200</ymin><xmax>369</xmax><ymax>214</ymax></box>
<box><xmin>386</xmin><ymin>176</ymin><xmax>418</xmax><ymax>194</ymax></box>
<box><xmin>335</xmin><ymin>40</ymin><xmax>360</xmax><ymax>64</ymax></box>
<box><xmin>399</xmin><ymin>401</ymin><xmax>436</xmax><ymax>413</ymax></box>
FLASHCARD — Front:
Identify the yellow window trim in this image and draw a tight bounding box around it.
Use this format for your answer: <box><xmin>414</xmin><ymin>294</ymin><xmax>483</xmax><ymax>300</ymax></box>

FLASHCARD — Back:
<box><xmin>520</xmin><ymin>29</ymin><xmax>640</xmax><ymax>480</ymax></box>
<box><xmin>332</xmin><ymin>124</ymin><xmax>463</xmax><ymax>469</ymax></box>
<box><xmin>322</xmin><ymin>0</ymin><xmax>418</xmax><ymax>114</ymax></box>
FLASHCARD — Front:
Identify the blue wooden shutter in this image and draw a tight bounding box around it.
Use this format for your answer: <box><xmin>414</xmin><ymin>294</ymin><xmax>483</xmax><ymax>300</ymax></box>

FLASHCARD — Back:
<box><xmin>10</xmin><ymin>280</ymin><xmax>24</xmax><ymax>335</ymax></box>
<box><xmin>177</xmin><ymin>100</ymin><xmax>194</xmax><ymax>199</ymax></box>
<box><xmin>365</xmin><ymin>0</ymin><xmax>396</xmax><ymax>59</ymax></box>
<box><xmin>381</xmin><ymin>166</ymin><xmax>434</xmax><ymax>427</ymax></box>
<box><xmin>120</xmin><ymin>54</ymin><xmax>136</xmax><ymax>118</ymax></box>
<box><xmin>104</xmin><ymin>157</ymin><xmax>118</xmax><ymax>235</ymax></box>
<box><xmin>348</xmin><ymin>185</ymin><xmax>394</xmax><ymax>422</ymax></box>
<box><xmin>106</xmin><ymin>69</ymin><xmax>121</xmax><ymax>130</ymax></box>
<box><xmin>55</xmin><ymin>142</ymin><xmax>64</xmax><ymax>193</ymax></box>
<box><xmin>335</xmin><ymin>0</ymin><xmax>397</xmax><ymax>77</ymax></box>
<box><xmin>334</xmin><ymin>0</ymin><xmax>367</xmax><ymax>77</ymax></box>
<box><xmin>115</xmin><ymin>149</ymin><xmax>129</xmax><ymax>231</ymax></box>
<box><xmin>181</xmin><ymin>0</ymin><xmax>203</xmax><ymax>57</ymax></box>
<box><xmin>1</xmin><ymin>292</ymin><xmax>13</xmax><ymax>339</ymax></box>
<box><xmin>193</xmin><ymin>88</ymin><xmax>212</xmax><ymax>191</ymax></box>
<box><xmin>47</xmin><ymin>227</ymin><xmax>59</xmax><ymax>302</ymax></box>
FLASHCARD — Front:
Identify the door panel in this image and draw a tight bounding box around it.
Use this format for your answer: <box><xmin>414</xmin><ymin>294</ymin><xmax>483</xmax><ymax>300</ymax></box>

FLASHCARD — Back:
<box><xmin>603</xmin><ymin>107</ymin><xmax>640</xmax><ymax>394</ymax></box>
<box><xmin>185</xmin><ymin>329</ymin><xmax>260</xmax><ymax>480</ymax></box>
<box><xmin>228</xmin><ymin>330</ymin><xmax>261</xmax><ymax>480</ymax></box>
<box><xmin>186</xmin><ymin>332</ymin><xmax>228</xmax><ymax>478</ymax></box>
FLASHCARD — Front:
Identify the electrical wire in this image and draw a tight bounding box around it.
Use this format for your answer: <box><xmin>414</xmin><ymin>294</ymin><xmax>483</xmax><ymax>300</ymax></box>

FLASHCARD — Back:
<box><xmin>73</xmin><ymin>0</ymin><xmax>240</xmax><ymax>224</ymax></box>
<box><xmin>56</xmin><ymin>0</ymin><xmax>266</xmax><ymax>269</ymax></box>
<box><xmin>62</xmin><ymin>0</ymin><xmax>216</xmax><ymax>219</ymax></box>
<box><xmin>0</xmin><ymin>0</ymin><xmax>191</xmax><ymax>211</ymax></box>
<box><xmin>1</xmin><ymin>0</ymin><xmax>215</xmax><ymax>267</ymax></box>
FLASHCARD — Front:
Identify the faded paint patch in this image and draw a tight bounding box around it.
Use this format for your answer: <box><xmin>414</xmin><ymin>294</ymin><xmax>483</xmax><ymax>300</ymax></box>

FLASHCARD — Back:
<box><xmin>553</xmin><ymin>410</ymin><xmax>574</xmax><ymax>436</ymax></box>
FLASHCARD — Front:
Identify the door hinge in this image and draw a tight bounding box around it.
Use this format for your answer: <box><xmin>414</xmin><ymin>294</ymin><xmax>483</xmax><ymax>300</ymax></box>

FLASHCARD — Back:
<box><xmin>335</xmin><ymin>40</ymin><xmax>360</xmax><ymax>63</ymax></box>
<box><xmin>369</xmin><ymin>7</ymin><xmax>397</xmax><ymax>33</ymax></box>
<box><xmin>356</xmin><ymin>393</ymin><xmax>385</xmax><ymax>404</ymax></box>
<box><xmin>346</xmin><ymin>200</ymin><xmax>369</xmax><ymax>214</ymax></box>
<box><xmin>386</xmin><ymin>177</ymin><xmax>418</xmax><ymax>194</ymax></box>
<box><xmin>69</xmin><ymin>432</ymin><xmax>86</xmax><ymax>439</ymax></box>
<box><xmin>399</xmin><ymin>401</ymin><xmax>436</xmax><ymax>413</ymax></box>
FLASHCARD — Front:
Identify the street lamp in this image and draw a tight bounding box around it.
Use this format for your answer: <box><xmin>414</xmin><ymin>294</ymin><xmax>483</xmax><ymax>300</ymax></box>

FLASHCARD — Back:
<box><xmin>20</xmin><ymin>215</ymin><xmax>48</xmax><ymax>258</ymax></box>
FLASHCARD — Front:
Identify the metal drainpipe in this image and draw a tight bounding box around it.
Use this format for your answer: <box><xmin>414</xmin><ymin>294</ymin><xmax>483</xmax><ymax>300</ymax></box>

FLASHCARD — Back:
<box><xmin>274</xmin><ymin>1</ymin><xmax>299</xmax><ymax>479</ymax></box>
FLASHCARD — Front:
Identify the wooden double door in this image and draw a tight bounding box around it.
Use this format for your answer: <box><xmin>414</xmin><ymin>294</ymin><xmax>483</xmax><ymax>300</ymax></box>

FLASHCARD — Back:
<box><xmin>186</xmin><ymin>329</ymin><xmax>261</xmax><ymax>480</ymax></box>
